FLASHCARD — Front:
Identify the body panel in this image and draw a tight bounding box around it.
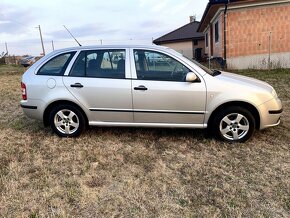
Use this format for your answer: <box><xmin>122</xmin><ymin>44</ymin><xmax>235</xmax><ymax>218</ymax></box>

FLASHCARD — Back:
<box><xmin>63</xmin><ymin>77</ymin><xmax>133</xmax><ymax>122</ymax></box>
<box><xmin>131</xmin><ymin>80</ymin><xmax>207</xmax><ymax>124</ymax></box>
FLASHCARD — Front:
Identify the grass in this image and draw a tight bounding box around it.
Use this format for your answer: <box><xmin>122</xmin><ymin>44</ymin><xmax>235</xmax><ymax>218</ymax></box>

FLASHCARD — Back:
<box><xmin>0</xmin><ymin>64</ymin><xmax>289</xmax><ymax>217</ymax></box>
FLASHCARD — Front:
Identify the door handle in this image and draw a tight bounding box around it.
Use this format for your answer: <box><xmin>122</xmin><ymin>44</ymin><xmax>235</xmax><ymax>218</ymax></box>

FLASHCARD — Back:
<box><xmin>134</xmin><ymin>85</ymin><xmax>148</xmax><ymax>91</ymax></box>
<box><xmin>70</xmin><ymin>83</ymin><xmax>84</xmax><ymax>88</ymax></box>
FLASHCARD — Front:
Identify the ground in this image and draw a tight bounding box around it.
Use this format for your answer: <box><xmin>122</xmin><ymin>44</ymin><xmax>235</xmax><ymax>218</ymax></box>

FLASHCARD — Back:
<box><xmin>0</xmin><ymin>65</ymin><xmax>289</xmax><ymax>217</ymax></box>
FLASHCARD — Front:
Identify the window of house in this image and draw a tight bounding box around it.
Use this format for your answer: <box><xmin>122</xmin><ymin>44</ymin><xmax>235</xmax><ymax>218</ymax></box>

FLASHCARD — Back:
<box><xmin>193</xmin><ymin>40</ymin><xmax>198</xmax><ymax>46</ymax></box>
<box><xmin>215</xmin><ymin>21</ymin><xmax>219</xmax><ymax>43</ymax></box>
<box><xmin>205</xmin><ymin>33</ymin><xmax>209</xmax><ymax>47</ymax></box>
<box><xmin>37</xmin><ymin>52</ymin><xmax>76</xmax><ymax>75</ymax></box>
<box><xmin>133</xmin><ymin>49</ymin><xmax>190</xmax><ymax>82</ymax></box>
<box><xmin>69</xmin><ymin>49</ymin><xmax>126</xmax><ymax>79</ymax></box>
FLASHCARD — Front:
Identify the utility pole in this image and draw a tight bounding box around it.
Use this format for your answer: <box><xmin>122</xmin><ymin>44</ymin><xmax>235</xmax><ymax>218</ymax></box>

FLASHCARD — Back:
<box><xmin>51</xmin><ymin>40</ymin><xmax>55</xmax><ymax>51</ymax></box>
<box><xmin>268</xmin><ymin>31</ymin><xmax>272</xmax><ymax>70</ymax></box>
<box><xmin>5</xmin><ymin>42</ymin><xmax>8</xmax><ymax>55</ymax></box>
<box><xmin>36</xmin><ymin>25</ymin><xmax>45</xmax><ymax>56</ymax></box>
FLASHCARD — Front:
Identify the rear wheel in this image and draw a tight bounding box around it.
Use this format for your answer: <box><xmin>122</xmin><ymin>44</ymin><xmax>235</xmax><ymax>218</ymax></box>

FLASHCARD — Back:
<box><xmin>212</xmin><ymin>106</ymin><xmax>256</xmax><ymax>142</ymax></box>
<box><xmin>49</xmin><ymin>104</ymin><xmax>85</xmax><ymax>137</ymax></box>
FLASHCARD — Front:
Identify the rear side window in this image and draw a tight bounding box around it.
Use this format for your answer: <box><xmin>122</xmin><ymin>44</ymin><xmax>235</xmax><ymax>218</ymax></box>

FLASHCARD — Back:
<box><xmin>37</xmin><ymin>52</ymin><xmax>76</xmax><ymax>76</ymax></box>
<box><xmin>69</xmin><ymin>49</ymin><xmax>126</xmax><ymax>79</ymax></box>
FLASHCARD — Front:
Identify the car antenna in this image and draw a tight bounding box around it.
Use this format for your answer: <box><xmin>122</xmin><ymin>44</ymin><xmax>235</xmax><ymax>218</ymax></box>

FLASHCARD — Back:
<box><xmin>63</xmin><ymin>25</ymin><xmax>82</xmax><ymax>46</ymax></box>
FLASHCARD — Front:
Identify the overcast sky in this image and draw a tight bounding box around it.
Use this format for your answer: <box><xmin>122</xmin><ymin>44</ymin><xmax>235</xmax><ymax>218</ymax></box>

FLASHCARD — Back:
<box><xmin>0</xmin><ymin>0</ymin><xmax>208</xmax><ymax>55</ymax></box>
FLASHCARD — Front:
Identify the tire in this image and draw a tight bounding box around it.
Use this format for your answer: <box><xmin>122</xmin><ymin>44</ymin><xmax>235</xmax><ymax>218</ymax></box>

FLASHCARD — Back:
<box><xmin>49</xmin><ymin>104</ymin><xmax>85</xmax><ymax>137</ymax></box>
<box><xmin>211</xmin><ymin>106</ymin><xmax>256</xmax><ymax>143</ymax></box>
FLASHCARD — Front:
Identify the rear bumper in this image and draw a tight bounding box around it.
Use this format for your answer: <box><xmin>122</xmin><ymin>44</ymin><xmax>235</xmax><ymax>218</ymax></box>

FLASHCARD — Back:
<box><xmin>20</xmin><ymin>105</ymin><xmax>37</xmax><ymax>109</ymax></box>
<box><xmin>258</xmin><ymin>97</ymin><xmax>282</xmax><ymax>130</ymax></box>
<box><xmin>20</xmin><ymin>99</ymin><xmax>45</xmax><ymax>121</ymax></box>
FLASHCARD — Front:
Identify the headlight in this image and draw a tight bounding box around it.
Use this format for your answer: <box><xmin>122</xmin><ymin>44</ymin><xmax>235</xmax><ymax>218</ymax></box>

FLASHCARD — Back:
<box><xmin>272</xmin><ymin>89</ymin><xmax>278</xmax><ymax>98</ymax></box>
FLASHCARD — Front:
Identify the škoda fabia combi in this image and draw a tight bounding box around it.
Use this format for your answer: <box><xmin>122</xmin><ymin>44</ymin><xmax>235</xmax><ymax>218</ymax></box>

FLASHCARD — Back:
<box><xmin>20</xmin><ymin>45</ymin><xmax>282</xmax><ymax>142</ymax></box>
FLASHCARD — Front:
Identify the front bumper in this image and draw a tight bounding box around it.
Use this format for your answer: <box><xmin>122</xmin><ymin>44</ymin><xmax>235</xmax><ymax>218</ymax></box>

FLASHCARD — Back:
<box><xmin>258</xmin><ymin>97</ymin><xmax>282</xmax><ymax>130</ymax></box>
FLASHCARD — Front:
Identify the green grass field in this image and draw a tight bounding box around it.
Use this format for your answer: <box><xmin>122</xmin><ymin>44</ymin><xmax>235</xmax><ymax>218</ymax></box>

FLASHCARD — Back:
<box><xmin>0</xmin><ymin>65</ymin><xmax>289</xmax><ymax>217</ymax></box>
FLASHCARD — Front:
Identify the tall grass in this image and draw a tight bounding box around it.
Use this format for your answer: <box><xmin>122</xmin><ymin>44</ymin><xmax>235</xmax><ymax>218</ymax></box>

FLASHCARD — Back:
<box><xmin>0</xmin><ymin>65</ymin><xmax>289</xmax><ymax>217</ymax></box>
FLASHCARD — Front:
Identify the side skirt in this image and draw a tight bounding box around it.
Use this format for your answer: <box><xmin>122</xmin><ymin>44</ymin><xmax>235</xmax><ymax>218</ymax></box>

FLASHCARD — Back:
<box><xmin>88</xmin><ymin>121</ymin><xmax>207</xmax><ymax>129</ymax></box>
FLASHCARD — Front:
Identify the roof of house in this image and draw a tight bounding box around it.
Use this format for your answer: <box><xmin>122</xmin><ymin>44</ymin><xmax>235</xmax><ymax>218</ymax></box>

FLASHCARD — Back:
<box><xmin>197</xmin><ymin>0</ymin><xmax>279</xmax><ymax>32</ymax></box>
<box><xmin>153</xmin><ymin>21</ymin><xmax>204</xmax><ymax>45</ymax></box>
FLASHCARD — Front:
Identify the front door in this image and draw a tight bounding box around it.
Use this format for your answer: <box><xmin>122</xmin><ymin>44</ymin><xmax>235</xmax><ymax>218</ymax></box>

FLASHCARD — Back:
<box><xmin>63</xmin><ymin>48</ymin><xmax>133</xmax><ymax>123</ymax></box>
<box><xmin>131</xmin><ymin>49</ymin><xmax>206</xmax><ymax>124</ymax></box>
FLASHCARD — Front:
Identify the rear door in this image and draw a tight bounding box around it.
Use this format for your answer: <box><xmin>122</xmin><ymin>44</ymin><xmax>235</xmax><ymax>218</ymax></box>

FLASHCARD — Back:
<box><xmin>131</xmin><ymin>49</ymin><xmax>206</xmax><ymax>125</ymax></box>
<box><xmin>63</xmin><ymin>48</ymin><xmax>133</xmax><ymax>122</ymax></box>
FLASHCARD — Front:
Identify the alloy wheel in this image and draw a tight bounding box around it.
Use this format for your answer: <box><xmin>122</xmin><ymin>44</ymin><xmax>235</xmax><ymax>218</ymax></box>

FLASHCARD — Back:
<box><xmin>219</xmin><ymin>113</ymin><xmax>250</xmax><ymax>141</ymax></box>
<box><xmin>54</xmin><ymin>109</ymin><xmax>79</xmax><ymax>135</ymax></box>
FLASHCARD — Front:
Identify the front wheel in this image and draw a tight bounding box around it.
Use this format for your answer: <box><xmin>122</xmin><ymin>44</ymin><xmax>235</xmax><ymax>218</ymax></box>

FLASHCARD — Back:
<box><xmin>212</xmin><ymin>106</ymin><xmax>256</xmax><ymax>142</ymax></box>
<box><xmin>49</xmin><ymin>104</ymin><xmax>85</xmax><ymax>137</ymax></box>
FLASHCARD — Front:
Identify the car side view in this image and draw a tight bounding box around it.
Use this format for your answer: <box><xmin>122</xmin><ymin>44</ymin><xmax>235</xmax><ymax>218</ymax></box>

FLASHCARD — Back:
<box><xmin>20</xmin><ymin>45</ymin><xmax>282</xmax><ymax>142</ymax></box>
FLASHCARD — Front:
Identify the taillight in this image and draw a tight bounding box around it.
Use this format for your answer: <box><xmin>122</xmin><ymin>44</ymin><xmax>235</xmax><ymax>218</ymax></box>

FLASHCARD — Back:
<box><xmin>21</xmin><ymin>82</ymin><xmax>27</xmax><ymax>100</ymax></box>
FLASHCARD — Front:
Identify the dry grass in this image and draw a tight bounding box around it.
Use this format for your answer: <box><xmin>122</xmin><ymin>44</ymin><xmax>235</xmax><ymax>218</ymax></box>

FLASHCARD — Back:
<box><xmin>0</xmin><ymin>65</ymin><xmax>289</xmax><ymax>217</ymax></box>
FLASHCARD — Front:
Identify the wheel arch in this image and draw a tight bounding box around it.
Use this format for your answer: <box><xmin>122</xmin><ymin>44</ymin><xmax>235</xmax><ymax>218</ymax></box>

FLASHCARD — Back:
<box><xmin>43</xmin><ymin>100</ymin><xmax>88</xmax><ymax>126</ymax></box>
<box><xmin>207</xmin><ymin>101</ymin><xmax>260</xmax><ymax>130</ymax></box>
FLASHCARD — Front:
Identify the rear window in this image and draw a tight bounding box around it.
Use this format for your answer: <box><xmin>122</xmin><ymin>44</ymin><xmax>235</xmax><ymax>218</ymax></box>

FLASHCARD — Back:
<box><xmin>37</xmin><ymin>52</ymin><xmax>76</xmax><ymax>76</ymax></box>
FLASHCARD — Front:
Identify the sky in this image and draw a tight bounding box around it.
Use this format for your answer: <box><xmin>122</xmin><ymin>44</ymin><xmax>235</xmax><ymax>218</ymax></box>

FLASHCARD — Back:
<box><xmin>0</xmin><ymin>0</ymin><xmax>208</xmax><ymax>56</ymax></box>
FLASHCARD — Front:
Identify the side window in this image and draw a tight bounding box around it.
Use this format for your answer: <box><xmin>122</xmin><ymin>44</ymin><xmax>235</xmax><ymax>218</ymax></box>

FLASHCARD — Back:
<box><xmin>215</xmin><ymin>21</ymin><xmax>219</xmax><ymax>43</ymax></box>
<box><xmin>101</xmin><ymin>52</ymin><xmax>112</xmax><ymax>69</ymax></box>
<box><xmin>133</xmin><ymin>50</ymin><xmax>190</xmax><ymax>82</ymax></box>
<box><xmin>70</xmin><ymin>51</ymin><xmax>86</xmax><ymax>77</ymax></box>
<box><xmin>86</xmin><ymin>51</ymin><xmax>99</xmax><ymax>77</ymax></box>
<box><xmin>69</xmin><ymin>49</ymin><xmax>126</xmax><ymax>79</ymax></box>
<box><xmin>38</xmin><ymin>52</ymin><xmax>75</xmax><ymax>76</ymax></box>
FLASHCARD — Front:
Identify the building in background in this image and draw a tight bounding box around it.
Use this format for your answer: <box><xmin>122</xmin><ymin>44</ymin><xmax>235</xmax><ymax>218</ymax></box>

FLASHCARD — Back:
<box><xmin>198</xmin><ymin>0</ymin><xmax>290</xmax><ymax>69</ymax></box>
<box><xmin>153</xmin><ymin>16</ymin><xmax>205</xmax><ymax>61</ymax></box>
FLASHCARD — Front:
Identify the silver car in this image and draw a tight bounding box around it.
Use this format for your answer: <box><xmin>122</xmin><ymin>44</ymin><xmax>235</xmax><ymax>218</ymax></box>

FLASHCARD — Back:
<box><xmin>20</xmin><ymin>45</ymin><xmax>282</xmax><ymax>142</ymax></box>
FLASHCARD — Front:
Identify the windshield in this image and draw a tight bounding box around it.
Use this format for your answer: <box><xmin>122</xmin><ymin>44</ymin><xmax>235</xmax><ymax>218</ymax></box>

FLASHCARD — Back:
<box><xmin>182</xmin><ymin>55</ymin><xmax>214</xmax><ymax>75</ymax></box>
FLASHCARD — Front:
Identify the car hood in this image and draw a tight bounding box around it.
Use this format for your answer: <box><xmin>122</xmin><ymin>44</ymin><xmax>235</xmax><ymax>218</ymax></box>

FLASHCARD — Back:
<box><xmin>217</xmin><ymin>71</ymin><xmax>273</xmax><ymax>93</ymax></box>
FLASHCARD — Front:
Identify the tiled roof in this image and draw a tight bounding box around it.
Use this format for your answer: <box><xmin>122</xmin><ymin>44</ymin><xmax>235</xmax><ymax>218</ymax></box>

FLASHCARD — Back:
<box><xmin>153</xmin><ymin>21</ymin><xmax>204</xmax><ymax>44</ymax></box>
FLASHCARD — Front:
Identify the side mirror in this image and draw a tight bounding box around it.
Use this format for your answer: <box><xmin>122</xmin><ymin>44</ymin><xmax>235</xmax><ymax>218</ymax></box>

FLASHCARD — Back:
<box><xmin>185</xmin><ymin>72</ymin><xmax>198</xmax><ymax>82</ymax></box>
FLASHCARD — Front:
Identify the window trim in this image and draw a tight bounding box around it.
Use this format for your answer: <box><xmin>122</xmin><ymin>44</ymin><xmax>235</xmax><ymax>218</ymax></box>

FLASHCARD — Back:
<box><xmin>37</xmin><ymin>52</ymin><xmax>76</xmax><ymax>76</ymax></box>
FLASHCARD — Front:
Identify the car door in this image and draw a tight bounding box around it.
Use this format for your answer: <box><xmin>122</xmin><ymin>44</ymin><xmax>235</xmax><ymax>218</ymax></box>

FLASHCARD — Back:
<box><xmin>63</xmin><ymin>48</ymin><xmax>133</xmax><ymax>123</ymax></box>
<box><xmin>131</xmin><ymin>49</ymin><xmax>206</xmax><ymax>125</ymax></box>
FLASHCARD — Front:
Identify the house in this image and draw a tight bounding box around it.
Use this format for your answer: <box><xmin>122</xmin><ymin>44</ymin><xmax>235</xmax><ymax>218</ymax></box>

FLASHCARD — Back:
<box><xmin>198</xmin><ymin>0</ymin><xmax>290</xmax><ymax>69</ymax></box>
<box><xmin>153</xmin><ymin>17</ymin><xmax>205</xmax><ymax>60</ymax></box>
